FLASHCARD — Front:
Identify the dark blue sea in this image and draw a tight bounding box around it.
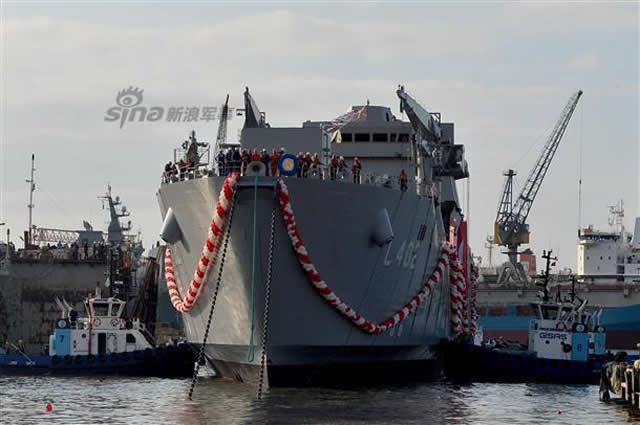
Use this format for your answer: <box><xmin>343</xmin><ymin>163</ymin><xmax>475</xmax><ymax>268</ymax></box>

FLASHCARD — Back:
<box><xmin>0</xmin><ymin>374</ymin><xmax>637</xmax><ymax>424</ymax></box>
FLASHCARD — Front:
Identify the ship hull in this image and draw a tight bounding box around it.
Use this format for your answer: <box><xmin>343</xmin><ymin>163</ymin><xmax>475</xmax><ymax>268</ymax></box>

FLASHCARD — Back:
<box><xmin>157</xmin><ymin>176</ymin><xmax>452</xmax><ymax>386</ymax></box>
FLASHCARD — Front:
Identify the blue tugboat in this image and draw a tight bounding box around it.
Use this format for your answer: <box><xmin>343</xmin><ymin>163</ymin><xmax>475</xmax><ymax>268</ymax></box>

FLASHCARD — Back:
<box><xmin>0</xmin><ymin>293</ymin><xmax>194</xmax><ymax>377</ymax></box>
<box><xmin>445</xmin><ymin>250</ymin><xmax>617</xmax><ymax>385</ymax></box>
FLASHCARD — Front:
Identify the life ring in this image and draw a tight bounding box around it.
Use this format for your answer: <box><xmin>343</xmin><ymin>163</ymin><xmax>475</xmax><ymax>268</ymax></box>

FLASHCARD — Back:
<box><xmin>572</xmin><ymin>323</ymin><xmax>586</xmax><ymax>333</ymax></box>
<box><xmin>93</xmin><ymin>318</ymin><xmax>102</xmax><ymax>327</ymax></box>
<box><xmin>555</xmin><ymin>322</ymin><xmax>568</xmax><ymax>332</ymax></box>
<box><xmin>111</xmin><ymin>318</ymin><xmax>120</xmax><ymax>327</ymax></box>
<box><xmin>245</xmin><ymin>161</ymin><xmax>266</xmax><ymax>176</ymax></box>
<box><xmin>277</xmin><ymin>154</ymin><xmax>299</xmax><ymax>177</ymax></box>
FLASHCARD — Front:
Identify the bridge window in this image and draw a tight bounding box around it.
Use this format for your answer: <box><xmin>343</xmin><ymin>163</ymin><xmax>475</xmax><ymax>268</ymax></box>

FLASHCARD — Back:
<box><xmin>341</xmin><ymin>133</ymin><xmax>352</xmax><ymax>142</ymax></box>
<box><xmin>355</xmin><ymin>133</ymin><xmax>370</xmax><ymax>142</ymax></box>
<box><xmin>126</xmin><ymin>334</ymin><xmax>136</xmax><ymax>344</ymax></box>
<box><xmin>372</xmin><ymin>133</ymin><xmax>388</xmax><ymax>142</ymax></box>
<box><xmin>398</xmin><ymin>133</ymin><xmax>409</xmax><ymax>143</ymax></box>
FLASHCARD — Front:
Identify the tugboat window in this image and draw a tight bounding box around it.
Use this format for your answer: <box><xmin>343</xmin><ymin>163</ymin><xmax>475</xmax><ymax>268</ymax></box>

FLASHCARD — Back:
<box><xmin>126</xmin><ymin>334</ymin><xmax>136</xmax><ymax>343</ymax></box>
<box><xmin>355</xmin><ymin>133</ymin><xmax>370</xmax><ymax>142</ymax></box>
<box><xmin>398</xmin><ymin>133</ymin><xmax>409</xmax><ymax>143</ymax></box>
<box><xmin>92</xmin><ymin>303</ymin><xmax>109</xmax><ymax>316</ymax></box>
<box><xmin>341</xmin><ymin>133</ymin><xmax>353</xmax><ymax>142</ymax></box>
<box><xmin>390</xmin><ymin>134</ymin><xmax>397</xmax><ymax>143</ymax></box>
<box><xmin>373</xmin><ymin>133</ymin><xmax>388</xmax><ymax>142</ymax></box>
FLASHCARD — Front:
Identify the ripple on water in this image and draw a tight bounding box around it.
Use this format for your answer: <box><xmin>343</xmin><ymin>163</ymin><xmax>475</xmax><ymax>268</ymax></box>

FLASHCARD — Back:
<box><xmin>0</xmin><ymin>376</ymin><xmax>637</xmax><ymax>424</ymax></box>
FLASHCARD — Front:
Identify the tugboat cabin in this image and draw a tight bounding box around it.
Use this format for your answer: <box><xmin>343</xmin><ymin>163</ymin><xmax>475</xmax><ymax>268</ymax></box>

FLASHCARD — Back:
<box><xmin>50</xmin><ymin>295</ymin><xmax>153</xmax><ymax>357</ymax></box>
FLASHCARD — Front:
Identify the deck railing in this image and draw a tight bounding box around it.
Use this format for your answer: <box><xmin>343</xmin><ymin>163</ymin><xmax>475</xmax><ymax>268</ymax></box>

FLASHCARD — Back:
<box><xmin>161</xmin><ymin>164</ymin><xmax>421</xmax><ymax>194</ymax></box>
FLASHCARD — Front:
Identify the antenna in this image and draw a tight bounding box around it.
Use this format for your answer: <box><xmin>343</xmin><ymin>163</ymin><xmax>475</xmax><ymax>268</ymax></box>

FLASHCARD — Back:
<box><xmin>25</xmin><ymin>154</ymin><xmax>36</xmax><ymax>246</ymax></box>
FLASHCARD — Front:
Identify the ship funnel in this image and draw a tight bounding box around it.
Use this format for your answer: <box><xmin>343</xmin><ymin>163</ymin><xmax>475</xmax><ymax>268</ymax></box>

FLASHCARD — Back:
<box><xmin>633</xmin><ymin>217</ymin><xmax>640</xmax><ymax>250</ymax></box>
<box><xmin>372</xmin><ymin>208</ymin><xmax>394</xmax><ymax>246</ymax></box>
<box><xmin>160</xmin><ymin>208</ymin><xmax>182</xmax><ymax>244</ymax></box>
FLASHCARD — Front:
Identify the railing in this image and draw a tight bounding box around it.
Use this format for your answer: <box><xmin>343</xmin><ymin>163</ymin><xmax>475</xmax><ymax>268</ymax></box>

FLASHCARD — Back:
<box><xmin>160</xmin><ymin>163</ymin><xmax>425</xmax><ymax>194</ymax></box>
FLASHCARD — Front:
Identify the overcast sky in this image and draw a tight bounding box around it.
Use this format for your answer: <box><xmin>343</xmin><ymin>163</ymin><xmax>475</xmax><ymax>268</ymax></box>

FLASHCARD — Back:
<box><xmin>1</xmin><ymin>2</ymin><xmax>638</xmax><ymax>270</ymax></box>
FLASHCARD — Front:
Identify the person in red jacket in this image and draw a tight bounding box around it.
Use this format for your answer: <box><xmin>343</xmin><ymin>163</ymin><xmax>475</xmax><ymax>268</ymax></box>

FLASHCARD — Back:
<box><xmin>311</xmin><ymin>153</ymin><xmax>321</xmax><ymax>178</ymax></box>
<box><xmin>270</xmin><ymin>149</ymin><xmax>280</xmax><ymax>176</ymax></box>
<box><xmin>329</xmin><ymin>155</ymin><xmax>339</xmax><ymax>180</ymax></box>
<box><xmin>399</xmin><ymin>169</ymin><xmax>408</xmax><ymax>192</ymax></box>
<box><xmin>351</xmin><ymin>156</ymin><xmax>361</xmax><ymax>184</ymax></box>
<box><xmin>250</xmin><ymin>148</ymin><xmax>261</xmax><ymax>162</ymax></box>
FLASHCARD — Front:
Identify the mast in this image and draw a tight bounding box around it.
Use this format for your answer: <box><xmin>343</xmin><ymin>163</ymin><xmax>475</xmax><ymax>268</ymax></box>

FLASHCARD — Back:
<box><xmin>25</xmin><ymin>154</ymin><xmax>36</xmax><ymax>246</ymax></box>
<box><xmin>215</xmin><ymin>94</ymin><xmax>230</xmax><ymax>158</ymax></box>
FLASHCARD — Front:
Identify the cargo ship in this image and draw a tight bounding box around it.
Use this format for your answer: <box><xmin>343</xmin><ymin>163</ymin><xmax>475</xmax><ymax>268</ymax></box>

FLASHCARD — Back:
<box><xmin>478</xmin><ymin>202</ymin><xmax>640</xmax><ymax>349</ymax></box>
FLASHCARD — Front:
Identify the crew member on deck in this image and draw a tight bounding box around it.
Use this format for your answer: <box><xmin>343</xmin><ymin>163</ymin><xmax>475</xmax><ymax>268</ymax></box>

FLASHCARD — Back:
<box><xmin>224</xmin><ymin>149</ymin><xmax>233</xmax><ymax>175</ymax></box>
<box><xmin>178</xmin><ymin>159</ymin><xmax>187</xmax><ymax>180</ymax></box>
<box><xmin>216</xmin><ymin>150</ymin><xmax>226</xmax><ymax>176</ymax></box>
<box><xmin>399</xmin><ymin>169</ymin><xmax>408</xmax><ymax>192</ymax></box>
<box><xmin>330</xmin><ymin>155</ymin><xmax>338</xmax><ymax>180</ymax></box>
<box><xmin>241</xmin><ymin>149</ymin><xmax>249</xmax><ymax>175</ymax></box>
<box><xmin>270</xmin><ymin>149</ymin><xmax>280</xmax><ymax>177</ymax></box>
<box><xmin>296</xmin><ymin>152</ymin><xmax>304</xmax><ymax>177</ymax></box>
<box><xmin>250</xmin><ymin>148</ymin><xmax>261</xmax><ymax>162</ymax></box>
<box><xmin>258</xmin><ymin>149</ymin><xmax>269</xmax><ymax>176</ymax></box>
<box><xmin>338</xmin><ymin>156</ymin><xmax>346</xmax><ymax>179</ymax></box>
<box><xmin>163</xmin><ymin>162</ymin><xmax>172</xmax><ymax>183</ymax></box>
<box><xmin>301</xmin><ymin>153</ymin><xmax>311</xmax><ymax>178</ymax></box>
<box><xmin>352</xmin><ymin>156</ymin><xmax>361</xmax><ymax>184</ymax></box>
<box><xmin>232</xmin><ymin>147</ymin><xmax>242</xmax><ymax>173</ymax></box>
<box><xmin>311</xmin><ymin>153</ymin><xmax>321</xmax><ymax>178</ymax></box>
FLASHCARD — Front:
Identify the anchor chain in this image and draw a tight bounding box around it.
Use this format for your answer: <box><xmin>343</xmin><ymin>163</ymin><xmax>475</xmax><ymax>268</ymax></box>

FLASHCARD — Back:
<box><xmin>188</xmin><ymin>191</ymin><xmax>238</xmax><ymax>400</ymax></box>
<box><xmin>257</xmin><ymin>206</ymin><xmax>276</xmax><ymax>401</ymax></box>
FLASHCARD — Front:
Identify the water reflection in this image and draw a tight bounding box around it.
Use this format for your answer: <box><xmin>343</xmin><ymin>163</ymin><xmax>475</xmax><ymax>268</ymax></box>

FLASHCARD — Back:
<box><xmin>0</xmin><ymin>375</ymin><xmax>635</xmax><ymax>424</ymax></box>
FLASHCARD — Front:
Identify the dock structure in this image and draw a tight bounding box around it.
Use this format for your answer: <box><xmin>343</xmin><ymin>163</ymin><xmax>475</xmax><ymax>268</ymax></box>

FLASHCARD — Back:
<box><xmin>599</xmin><ymin>344</ymin><xmax>640</xmax><ymax>414</ymax></box>
<box><xmin>621</xmin><ymin>363</ymin><xmax>640</xmax><ymax>412</ymax></box>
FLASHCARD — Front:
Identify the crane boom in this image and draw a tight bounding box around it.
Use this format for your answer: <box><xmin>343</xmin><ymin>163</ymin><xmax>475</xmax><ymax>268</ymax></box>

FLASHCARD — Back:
<box><xmin>396</xmin><ymin>86</ymin><xmax>441</xmax><ymax>142</ymax></box>
<box><xmin>512</xmin><ymin>90</ymin><xmax>583</xmax><ymax>225</ymax></box>
<box><xmin>215</xmin><ymin>94</ymin><xmax>230</xmax><ymax>153</ymax></box>
<box><xmin>494</xmin><ymin>90</ymin><xmax>582</xmax><ymax>283</ymax></box>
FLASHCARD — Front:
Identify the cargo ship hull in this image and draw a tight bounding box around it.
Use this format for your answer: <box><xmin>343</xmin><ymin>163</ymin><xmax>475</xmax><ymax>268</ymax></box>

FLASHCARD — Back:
<box><xmin>478</xmin><ymin>287</ymin><xmax>640</xmax><ymax>349</ymax></box>
<box><xmin>158</xmin><ymin>176</ymin><xmax>452</xmax><ymax>386</ymax></box>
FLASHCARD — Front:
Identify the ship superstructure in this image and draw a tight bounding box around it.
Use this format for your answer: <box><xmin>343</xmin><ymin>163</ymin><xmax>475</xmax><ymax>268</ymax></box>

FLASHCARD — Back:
<box><xmin>157</xmin><ymin>86</ymin><xmax>476</xmax><ymax>386</ymax></box>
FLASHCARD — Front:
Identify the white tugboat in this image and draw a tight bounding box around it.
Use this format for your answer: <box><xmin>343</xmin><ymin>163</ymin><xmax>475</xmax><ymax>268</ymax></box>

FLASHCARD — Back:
<box><xmin>1</xmin><ymin>289</ymin><xmax>194</xmax><ymax>377</ymax></box>
<box><xmin>445</xmin><ymin>250</ymin><xmax>616</xmax><ymax>385</ymax></box>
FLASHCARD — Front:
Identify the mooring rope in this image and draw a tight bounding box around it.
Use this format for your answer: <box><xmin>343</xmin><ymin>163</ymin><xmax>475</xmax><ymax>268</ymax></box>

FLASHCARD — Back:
<box><xmin>188</xmin><ymin>191</ymin><xmax>237</xmax><ymax>400</ymax></box>
<box><xmin>257</xmin><ymin>206</ymin><xmax>276</xmax><ymax>401</ymax></box>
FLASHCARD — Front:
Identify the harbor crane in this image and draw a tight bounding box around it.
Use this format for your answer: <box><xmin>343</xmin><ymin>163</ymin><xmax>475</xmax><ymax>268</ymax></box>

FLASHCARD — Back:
<box><xmin>494</xmin><ymin>90</ymin><xmax>583</xmax><ymax>283</ymax></box>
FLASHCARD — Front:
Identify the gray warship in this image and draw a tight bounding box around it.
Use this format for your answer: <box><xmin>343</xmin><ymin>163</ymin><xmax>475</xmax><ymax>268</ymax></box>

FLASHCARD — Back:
<box><xmin>157</xmin><ymin>86</ymin><xmax>470</xmax><ymax>386</ymax></box>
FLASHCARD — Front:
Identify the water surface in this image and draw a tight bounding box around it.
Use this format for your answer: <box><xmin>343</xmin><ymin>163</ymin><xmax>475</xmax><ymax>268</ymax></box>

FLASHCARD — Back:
<box><xmin>0</xmin><ymin>375</ymin><xmax>637</xmax><ymax>424</ymax></box>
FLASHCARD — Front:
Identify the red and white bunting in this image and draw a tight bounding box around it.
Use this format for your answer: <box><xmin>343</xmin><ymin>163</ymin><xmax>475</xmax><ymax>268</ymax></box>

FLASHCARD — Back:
<box><xmin>277</xmin><ymin>178</ymin><xmax>455</xmax><ymax>335</ymax></box>
<box><xmin>164</xmin><ymin>173</ymin><xmax>239</xmax><ymax>313</ymax></box>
